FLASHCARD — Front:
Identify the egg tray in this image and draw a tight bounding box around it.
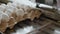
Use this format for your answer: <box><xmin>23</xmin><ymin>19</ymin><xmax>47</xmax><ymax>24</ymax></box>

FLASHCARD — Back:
<box><xmin>0</xmin><ymin>2</ymin><xmax>41</xmax><ymax>33</ymax></box>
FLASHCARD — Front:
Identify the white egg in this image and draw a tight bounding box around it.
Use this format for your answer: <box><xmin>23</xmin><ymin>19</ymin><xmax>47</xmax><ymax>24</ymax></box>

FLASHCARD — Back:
<box><xmin>1</xmin><ymin>13</ymin><xmax>9</xmax><ymax>22</ymax></box>
<box><xmin>16</xmin><ymin>9</ymin><xmax>25</xmax><ymax>16</ymax></box>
